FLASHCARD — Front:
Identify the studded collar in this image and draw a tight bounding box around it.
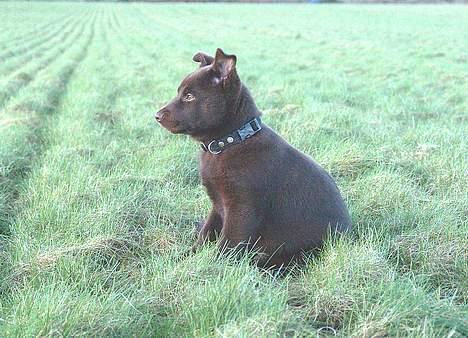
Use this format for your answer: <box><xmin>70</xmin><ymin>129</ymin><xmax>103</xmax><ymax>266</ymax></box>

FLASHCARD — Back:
<box><xmin>200</xmin><ymin>117</ymin><xmax>262</xmax><ymax>155</ymax></box>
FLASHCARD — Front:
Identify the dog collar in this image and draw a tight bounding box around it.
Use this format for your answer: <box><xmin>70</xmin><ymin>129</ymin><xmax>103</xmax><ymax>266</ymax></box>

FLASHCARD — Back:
<box><xmin>200</xmin><ymin>117</ymin><xmax>262</xmax><ymax>155</ymax></box>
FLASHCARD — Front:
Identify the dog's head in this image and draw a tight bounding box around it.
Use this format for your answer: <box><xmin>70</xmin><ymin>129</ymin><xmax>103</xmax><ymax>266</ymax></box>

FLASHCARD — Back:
<box><xmin>155</xmin><ymin>48</ymin><xmax>241</xmax><ymax>138</ymax></box>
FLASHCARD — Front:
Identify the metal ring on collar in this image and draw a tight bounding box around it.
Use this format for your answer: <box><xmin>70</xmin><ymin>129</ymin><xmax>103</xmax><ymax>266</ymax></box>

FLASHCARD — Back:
<box><xmin>207</xmin><ymin>140</ymin><xmax>222</xmax><ymax>155</ymax></box>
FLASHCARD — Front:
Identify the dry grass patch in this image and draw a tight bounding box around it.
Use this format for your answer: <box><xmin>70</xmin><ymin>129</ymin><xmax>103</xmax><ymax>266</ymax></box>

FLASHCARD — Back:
<box><xmin>390</xmin><ymin>231</ymin><xmax>468</xmax><ymax>302</ymax></box>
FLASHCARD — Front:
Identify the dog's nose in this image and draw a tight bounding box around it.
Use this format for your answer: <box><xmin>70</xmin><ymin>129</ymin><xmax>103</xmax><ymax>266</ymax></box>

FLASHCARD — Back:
<box><xmin>155</xmin><ymin>109</ymin><xmax>166</xmax><ymax>122</ymax></box>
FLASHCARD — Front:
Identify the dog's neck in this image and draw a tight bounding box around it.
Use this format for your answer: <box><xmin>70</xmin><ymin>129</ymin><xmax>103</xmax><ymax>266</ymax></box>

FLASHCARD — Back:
<box><xmin>194</xmin><ymin>84</ymin><xmax>261</xmax><ymax>144</ymax></box>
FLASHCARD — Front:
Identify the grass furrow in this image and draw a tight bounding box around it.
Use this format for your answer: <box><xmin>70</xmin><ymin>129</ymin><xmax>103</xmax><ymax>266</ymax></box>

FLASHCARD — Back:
<box><xmin>0</xmin><ymin>4</ymin><xmax>74</xmax><ymax>48</ymax></box>
<box><xmin>0</xmin><ymin>11</ymin><xmax>89</xmax><ymax>77</ymax></box>
<box><xmin>0</xmin><ymin>13</ymin><xmax>92</xmax><ymax>109</ymax></box>
<box><xmin>0</xmin><ymin>10</ymin><xmax>172</xmax><ymax>335</ymax></box>
<box><xmin>1</xmin><ymin>9</ymin><xmax>146</xmax><ymax>259</ymax></box>
<box><xmin>0</xmin><ymin>14</ymin><xmax>79</xmax><ymax>64</ymax></box>
<box><xmin>0</xmin><ymin>17</ymin><xmax>69</xmax><ymax>49</ymax></box>
<box><xmin>0</xmin><ymin>10</ymin><xmax>96</xmax><ymax>238</ymax></box>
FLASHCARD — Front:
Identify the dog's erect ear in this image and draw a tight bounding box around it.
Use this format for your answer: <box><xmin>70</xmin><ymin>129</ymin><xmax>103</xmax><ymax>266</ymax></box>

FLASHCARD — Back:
<box><xmin>193</xmin><ymin>52</ymin><xmax>214</xmax><ymax>67</ymax></box>
<box><xmin>212</xmin><ymin>48</ymin><xmax>237</xmax><ymax>81</ymax></box>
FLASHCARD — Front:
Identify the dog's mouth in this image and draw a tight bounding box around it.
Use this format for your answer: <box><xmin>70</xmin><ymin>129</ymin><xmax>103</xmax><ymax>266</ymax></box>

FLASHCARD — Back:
<box><xmin>157</xmin><ymin>119</ymin><xmax>190</xmax><ymax>135</ymax></box>
<box><xmin>170</xmin><ymin>126</ymin><xmax>189</xmax><ymax>134</ymax></box>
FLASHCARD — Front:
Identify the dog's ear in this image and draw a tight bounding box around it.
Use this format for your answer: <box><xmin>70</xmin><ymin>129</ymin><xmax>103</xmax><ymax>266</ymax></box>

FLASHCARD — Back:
<box><xmin>212</xmin><ymin>48</ymin><xmax>237</xmax><ymax>83</ymax></box>
<box><xmin>193</xmin><ymin>52</ymin><xmax>214</xmax><ymax>67</ymax></box>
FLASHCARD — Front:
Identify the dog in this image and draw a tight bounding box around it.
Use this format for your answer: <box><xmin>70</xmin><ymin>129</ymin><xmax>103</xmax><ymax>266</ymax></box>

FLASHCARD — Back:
<box><xmin>155</xmin><ymin>48</ymin><xmax>351</xmax><ymax>268</ymax></box>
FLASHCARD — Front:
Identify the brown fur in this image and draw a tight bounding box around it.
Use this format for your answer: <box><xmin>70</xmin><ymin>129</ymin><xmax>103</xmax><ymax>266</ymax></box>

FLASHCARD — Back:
<box><xmin>156</xmin><ymin>48</ymin><xmax>351</xmax><ymax>268</ymax></box>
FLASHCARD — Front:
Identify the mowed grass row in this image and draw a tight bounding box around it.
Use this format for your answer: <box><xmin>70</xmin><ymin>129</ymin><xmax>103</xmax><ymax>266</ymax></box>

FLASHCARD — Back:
<box><xmin>0</xmin><ymin>12</ymin><xmax>94</xmax><ymax>109</ymax></box>
<box><xmin>0</xmin><ymin>3</ymin><xmax>467</xmax><ymax>337</ymax></box>
<box><xmin>0</xmin><ymin>12</ymin><xmax>78</xmax><ymax>63</ymax></box>
<box><xmin>0</xmin><ymin>10</ymin><xmax>90</xmax><ymax>78</ymax></box>
<box><xmin>0</xmin><ymin>3</ymin><xmax>78</xmax><ymax>48</ymax></box>
<box><xmin>0</xmin><ymin>9</ymin><xmax>96</xmax><ymax>234</ymax></box>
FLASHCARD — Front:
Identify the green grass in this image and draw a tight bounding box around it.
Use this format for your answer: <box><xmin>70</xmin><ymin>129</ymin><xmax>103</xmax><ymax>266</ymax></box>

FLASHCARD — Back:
<box><xmin>0</xmin><ymin>2</ymin><xmax>467</xmax><ymax>337</ymax></box>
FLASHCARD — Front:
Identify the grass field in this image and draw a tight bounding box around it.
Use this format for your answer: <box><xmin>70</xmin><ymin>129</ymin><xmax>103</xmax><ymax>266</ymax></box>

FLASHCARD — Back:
<box><xmin>0</xmin><ymin>2</ymin><xmax>467</xmax><ymax>337</ymax></box>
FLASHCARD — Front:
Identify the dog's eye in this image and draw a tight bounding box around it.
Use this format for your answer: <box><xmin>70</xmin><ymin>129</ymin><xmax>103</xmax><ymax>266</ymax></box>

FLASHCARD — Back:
<box><xmin>183</xmin><ymin>93</ymin><xmax>195</xmax><ymax>102</ymax></box>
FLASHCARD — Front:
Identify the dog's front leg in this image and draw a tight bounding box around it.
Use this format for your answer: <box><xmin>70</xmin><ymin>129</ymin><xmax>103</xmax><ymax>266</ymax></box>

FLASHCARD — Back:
<box><xmin>217</xmin><ymin>208</ymin><xmax>259</xmax><ymax>258</ymax></box>
<box><xmin>192</xmin><ymin>209</ymin><xmax>222</xmax><ymax>252</ymax></box>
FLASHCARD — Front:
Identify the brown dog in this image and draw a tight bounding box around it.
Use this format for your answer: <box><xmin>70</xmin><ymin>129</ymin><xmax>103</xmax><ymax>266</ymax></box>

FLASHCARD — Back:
<box><xmin>156</xmin><ymin>48</ymin><xmax>351</xmax><ymax>268</ymax></box>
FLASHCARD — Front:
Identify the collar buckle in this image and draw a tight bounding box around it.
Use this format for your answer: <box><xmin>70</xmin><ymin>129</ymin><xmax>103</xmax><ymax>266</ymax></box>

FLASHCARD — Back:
<box><xmin>201</xmin><ymin>117</ymin><xmax>262</xmax><ymax>155</ymax></box>
<box><xmin>238</xmin><ymin>118</ymin><xmax>261</xmax><ymax>141</ymax></box>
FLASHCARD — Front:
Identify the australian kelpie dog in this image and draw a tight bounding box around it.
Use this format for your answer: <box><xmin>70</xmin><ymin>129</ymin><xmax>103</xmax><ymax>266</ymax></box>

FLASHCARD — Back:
<box><xmin>156</xmin><ymin>48</ymin><xmax>351</xmax><ymax>268</ymax></box>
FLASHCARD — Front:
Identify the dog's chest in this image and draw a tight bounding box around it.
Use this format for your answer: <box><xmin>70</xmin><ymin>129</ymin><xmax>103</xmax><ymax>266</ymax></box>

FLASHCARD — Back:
<box><xmin>199</xmin><ymin>154</ymin><xmax>239</xmax><ymax>201</ymax></box>
<box><xmin>200</xmin><ymin>155</ymin><xmax>229</xmax><ymax>187</ymax></box>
